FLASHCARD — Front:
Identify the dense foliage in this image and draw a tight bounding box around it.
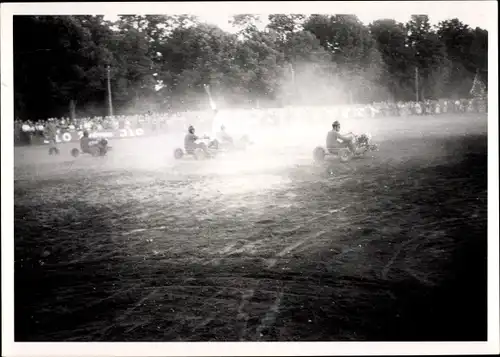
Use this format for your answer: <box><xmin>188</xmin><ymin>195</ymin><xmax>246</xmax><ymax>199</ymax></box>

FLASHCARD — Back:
<box><xmin>14</xmin><ymin>14</ymin><xmax>488</xmax><ymax>119</ymax></box>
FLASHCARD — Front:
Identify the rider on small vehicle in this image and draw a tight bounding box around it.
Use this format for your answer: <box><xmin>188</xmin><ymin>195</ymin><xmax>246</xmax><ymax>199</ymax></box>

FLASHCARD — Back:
<box><xmin>80</xmin><ymin>131</ymin><xmax>107</xmax><ymax>155</ymax></box>
<box><xmin>184</xmin><ymin>125</ymin><xmax>210</xmax><ymax>154</ymax></box>
<box><xmin>216</xmin><ymin>124</ymin><xmax>234</xmax><ymax>146</ymax></box>
<box><xmin>326</xmin><ymin>120</ymin><xmax>357</xmax><ymax>154</ymax></box>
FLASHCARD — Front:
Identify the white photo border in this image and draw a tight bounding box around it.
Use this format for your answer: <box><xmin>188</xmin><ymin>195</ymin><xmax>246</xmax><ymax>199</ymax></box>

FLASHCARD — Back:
<box><xmin>2</xmin><ymin>2</ymin><xmax>498</xmax><ymax>356</ymax></box>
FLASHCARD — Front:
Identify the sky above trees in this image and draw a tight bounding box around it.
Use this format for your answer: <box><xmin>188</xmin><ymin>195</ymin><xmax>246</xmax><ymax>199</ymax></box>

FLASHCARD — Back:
<box><xmin>105</xmin><ymin>10</ymin><xmax>493</xmax><ymax>34</ymax></box>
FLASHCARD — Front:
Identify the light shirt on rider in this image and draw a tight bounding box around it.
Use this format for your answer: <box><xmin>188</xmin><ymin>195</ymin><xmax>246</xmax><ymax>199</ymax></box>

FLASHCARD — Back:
<box><xmin>326</xmin><ymin>130</ymin><xmax>351</xmax><ymax>149</ymax></box>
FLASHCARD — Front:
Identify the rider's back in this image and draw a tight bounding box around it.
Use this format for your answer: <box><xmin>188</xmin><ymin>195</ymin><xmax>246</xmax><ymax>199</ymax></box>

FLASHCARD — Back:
<box><xmin>80</xmin><ymin>136</ymin><xmax>91</xmax><ymax>151</ymax></box>
<box><xmin>326</xmin><ymin>130</ymin><xmax>342</xmax><ymax>148</ymax></box>
<box><xmin>184</xmin><ymin>133</ymin><xmax>198</xmax><ymax>150</ymax></box>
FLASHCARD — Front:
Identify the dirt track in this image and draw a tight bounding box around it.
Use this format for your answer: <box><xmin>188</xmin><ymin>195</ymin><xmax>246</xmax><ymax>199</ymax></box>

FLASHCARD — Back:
<box><xmin>14</xmin><ymin>114</ymin><xmax>488</xmax><ymax>341</ymax></box>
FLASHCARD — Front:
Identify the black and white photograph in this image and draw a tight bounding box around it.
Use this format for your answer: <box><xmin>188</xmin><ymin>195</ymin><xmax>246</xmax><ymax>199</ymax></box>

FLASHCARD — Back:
<box><xmin>1</xmin><ymin>1</ymin><xmax>498</xmax><ymax>356</ymax></box>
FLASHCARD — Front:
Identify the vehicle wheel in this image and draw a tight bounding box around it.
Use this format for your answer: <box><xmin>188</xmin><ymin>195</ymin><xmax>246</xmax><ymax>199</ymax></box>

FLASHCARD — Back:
<box><xmin>174</xmin><ymin>148</ymin><xmax>184</xmax><ymax>160</ymax></box>
<box><xmin>339</xmin><ymin>148</ymin><xmax>353</xmax><ymax>163</ymax></box>
<box><xmin>90</xmin><ymin>147</ymin><xmax>100</xmax><ymax>157</ymax></box>
<box><xmin>194</xmin><ymin>148</ymin><xmax>207</xmax><ymax>160</ymax></box>
<box><xmin>71</xmin><ymin>148</ymin><xmax>80</xmax><ymax>158</ymax></box>
<box><xmin>313</xmin><ymin>146</ymin><xmax>326</xmax><ymax>162</ymax></box>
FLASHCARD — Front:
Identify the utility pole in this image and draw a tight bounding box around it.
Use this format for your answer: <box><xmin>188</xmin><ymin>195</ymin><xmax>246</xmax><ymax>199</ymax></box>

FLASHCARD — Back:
<box><xmin>415</xmin><ymin>66</ymin><xmax>419</xmax><ymax>102</ymax></box>
<box><xmin>107</xmin><ymin>65</ymin><xmax>113</xmax><ymax>116</ymax></box>
<box><xmin>289</xmin><ymin>63</ymin><xmax>295</xmax><ymax>87</ymax></box>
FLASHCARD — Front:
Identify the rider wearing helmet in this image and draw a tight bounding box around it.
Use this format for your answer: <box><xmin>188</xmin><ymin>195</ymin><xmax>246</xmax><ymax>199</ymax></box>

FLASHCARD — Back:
<box><xmin>326</xmin><ymin>120</ymin><xmax>357</xmax><ymax>153</ymax></box>
<box><xmin>184</xmin><ymin>125</ymin><xmax>209</xmax><ymax>154</ymax></box>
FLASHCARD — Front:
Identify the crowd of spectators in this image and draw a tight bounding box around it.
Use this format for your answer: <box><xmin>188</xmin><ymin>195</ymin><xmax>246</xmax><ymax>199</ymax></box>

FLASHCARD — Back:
<box><xmin>14</xmin><ymin>112</ymin><xmax>176</xmax><ymax>145</ymax></box>
<box><xmin>14</xmin><ymin>97</ymin><xmax>487</xmax><ymax>144</ymax></box>
<box><xmin>343</xmin><ymin>97</ymin><xmax>487</xmax><ymax>119</ymax></box>
<box><xmin>15</xmin><ymin>112</ymin><xmax>172</xmax><ymax>134</ymax></box>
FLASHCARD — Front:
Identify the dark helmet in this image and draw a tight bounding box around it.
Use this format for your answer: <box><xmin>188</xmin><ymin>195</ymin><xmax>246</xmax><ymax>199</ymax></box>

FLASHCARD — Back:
<box><xmin>83</xmin><ymin>130</ymin><xmax>89</xmax><ymax>137</ymax></box>
<box><xmin>332</xmin><ymin>120</ymin><xmax>340</xmax><ymax>129</ymax></box>
<box><xmin>188</xmin><ymin>125</ymin><xmax>195</xmax><ymax>134</ymax></box>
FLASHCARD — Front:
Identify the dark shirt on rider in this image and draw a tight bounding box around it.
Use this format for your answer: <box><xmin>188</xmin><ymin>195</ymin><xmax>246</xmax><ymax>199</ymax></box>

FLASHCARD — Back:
<box><xmin>80</xmin><ymin>137</ymin><xmax>97</xmax><ymax>152</ymax></box>
<box><xmin>184</xmin><ymin>133</ymin><xmax>199</xmax><ymax>150</ymax></box>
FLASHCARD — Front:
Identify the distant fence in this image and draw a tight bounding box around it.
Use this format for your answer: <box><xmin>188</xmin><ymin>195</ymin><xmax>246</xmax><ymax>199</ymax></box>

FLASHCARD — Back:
<box><xmin>14</xmin><ymin>98</ymin><xmax>488</xmax><ymax>147</ymax></box>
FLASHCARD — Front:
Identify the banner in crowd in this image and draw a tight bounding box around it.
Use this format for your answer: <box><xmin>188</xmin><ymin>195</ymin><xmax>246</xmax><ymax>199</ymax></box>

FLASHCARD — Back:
<box><xmin>34</xmin><ymin>127</ymin><xmax>146</xmax><ymax>145</ymax></box>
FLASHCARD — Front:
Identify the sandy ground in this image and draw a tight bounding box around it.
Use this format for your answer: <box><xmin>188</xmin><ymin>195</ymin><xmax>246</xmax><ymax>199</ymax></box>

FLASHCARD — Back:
<box><xmin>14</xmin><ymin>113</ymin><xmax>488</xmax><ymax>341</ymax></box>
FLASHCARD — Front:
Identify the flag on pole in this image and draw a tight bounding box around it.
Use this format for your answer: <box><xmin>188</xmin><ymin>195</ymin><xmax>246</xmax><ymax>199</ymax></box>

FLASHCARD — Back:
<box><xmin>204</xmin><ymin>84</ymin><xmax>216</xmax><ymax>110</ymax></box>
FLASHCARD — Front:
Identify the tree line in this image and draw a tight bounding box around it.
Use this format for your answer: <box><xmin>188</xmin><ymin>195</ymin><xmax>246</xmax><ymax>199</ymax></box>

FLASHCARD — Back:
<box><xmin>14</xmin><ymin>14</ymin><xmax>488</xmax><ymax>119</ymax></box>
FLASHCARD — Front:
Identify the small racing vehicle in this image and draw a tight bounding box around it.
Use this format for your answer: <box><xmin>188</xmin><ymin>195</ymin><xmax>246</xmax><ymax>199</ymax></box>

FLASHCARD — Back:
<box><xmin>212</xmin><ymin>134</ymin><xmax>253</xmax><ymax>152</ymax></box>
<box><xmin>173</xmin><ymin>136</ymin><xmax>219</xmax><ymax>161</ymax></box>
<box><xmin>173</xmin><ymin>134</ymin><xmax>253</xmax><ymax>160</ymax></box>
<box><xmin>313</xmin><ymin>133</ymin><xmax>378</xmax><ymax>163</ymax></box>
<box><xmin>71</xmin><ymin>138</ymin><xmax>112</xmax><ymax>158</ymax></box>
